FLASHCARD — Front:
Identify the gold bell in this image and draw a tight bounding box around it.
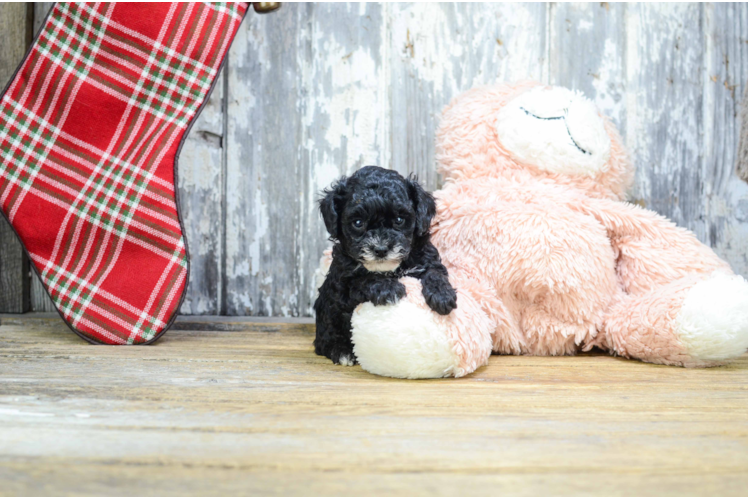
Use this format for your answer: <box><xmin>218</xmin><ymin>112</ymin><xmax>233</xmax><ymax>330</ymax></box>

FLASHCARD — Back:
<box><xmin>252</xmin><ymin>2</ymin><xmax>281</xmax><ymax>14</ymax></box>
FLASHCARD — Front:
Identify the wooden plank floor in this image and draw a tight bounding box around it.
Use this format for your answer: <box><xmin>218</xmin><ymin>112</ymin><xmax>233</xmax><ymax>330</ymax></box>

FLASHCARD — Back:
<box><xmin>1</xmin><ymin>314</ymin><xmax>747</xmax><ymax>496</ymax></box>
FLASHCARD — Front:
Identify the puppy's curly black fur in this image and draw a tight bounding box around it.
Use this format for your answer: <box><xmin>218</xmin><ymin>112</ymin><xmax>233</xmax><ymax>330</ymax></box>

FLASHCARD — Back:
<box><xmin>313</xmin><ymin>166</ymin><xmax>457</xmax><ymax>366</ymax></box>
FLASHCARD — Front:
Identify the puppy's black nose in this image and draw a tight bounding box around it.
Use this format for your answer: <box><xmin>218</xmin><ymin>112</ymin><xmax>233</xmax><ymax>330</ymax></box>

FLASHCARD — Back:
<box><xmin>372</xmin><ymin>245</ymin><xmax>389</xmax><ymax>258</ymax></box>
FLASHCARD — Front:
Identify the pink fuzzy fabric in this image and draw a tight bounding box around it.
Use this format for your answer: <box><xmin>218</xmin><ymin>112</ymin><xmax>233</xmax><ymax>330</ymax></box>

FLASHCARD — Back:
<box><xmin>407</xmin><ymin>81</ymin><xmax>735</xmax><ymax>371</ymax></box>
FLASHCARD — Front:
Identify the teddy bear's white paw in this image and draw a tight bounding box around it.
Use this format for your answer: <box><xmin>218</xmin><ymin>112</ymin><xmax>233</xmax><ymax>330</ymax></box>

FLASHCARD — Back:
<box><xmin>676</xmin><ymin>272</ymin><xmax>748</xmax><ymax>364</ymax></box>
<box><xmin>351</xmin><ymin>300</ymin><xmax>459</xmax><ymax>379</ymax></box>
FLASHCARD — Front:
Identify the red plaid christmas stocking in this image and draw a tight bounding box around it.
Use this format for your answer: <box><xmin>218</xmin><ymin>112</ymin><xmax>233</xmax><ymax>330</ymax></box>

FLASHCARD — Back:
<box><xmin>0</xmin><ymin>3</ymin><xmax>248</xmax><ymax>344</ymax></box>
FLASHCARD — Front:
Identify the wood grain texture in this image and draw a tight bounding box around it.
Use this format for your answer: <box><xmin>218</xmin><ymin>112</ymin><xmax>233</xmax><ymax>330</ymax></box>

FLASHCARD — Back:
<box><xmin>702</xmin><ymin>3</ymin><xmax>748</xmax><ymax>271</ymax></box>
<box><xmin>0</xmin><ymin>4</ymin><xmax>31</xmax><ymax>313</ymax></box>
<box><xmin>297</xmin><ymin>3</ymin><xmax>388</xmax><ymax>315</ymax></box>
<box><xmin>177</xmin><ymin>70</ymin><xmax>226</xmax><ymax>315</ymax></box>
<box><xmin>549</xmin><ymin>3</ymin><xmax>626</xmax><ymax>131</ymax></box>
<box><xmin>32</xmin><ymin>2</ymin><xmax>53</xmax><ymax>36</ymax></box>
<box><xmin>738</xmin><ymin>81</ymin><xmax>748</xmax><ymax>183</ymax></box>
<box><xmin>225</xmin><ymin>5</ymin><xmax>305</xmax><ymax>316</ymax></box>
<box><xmin>625</xmin><ymin>3</ymin><xmax>705</xmax><ymax>228</ymax></box>
<box><xmin>389</xmin><ymin>3</ymin><xmax>548</xmax><ymax>190</ymax></box>
<box><xmin>1</xmin><ymin>315</ymin><xmax>747</xmax><ymax>496</ymax></box>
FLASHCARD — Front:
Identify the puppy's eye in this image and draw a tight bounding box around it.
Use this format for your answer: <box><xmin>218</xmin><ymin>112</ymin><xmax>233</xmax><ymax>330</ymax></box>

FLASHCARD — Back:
<box><xmin>394</xmin><ymin>216</ymin><xmax>405</xmax><ymax>226</ymax></box>
<box><xmin>352</xmin><ymin>219</ymin><xmax>364</xmax><ymax>229</ymax></box>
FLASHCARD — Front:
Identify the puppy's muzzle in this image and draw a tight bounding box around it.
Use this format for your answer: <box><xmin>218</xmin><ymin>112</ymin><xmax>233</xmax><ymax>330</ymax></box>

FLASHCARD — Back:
<box><xmin>372</xmin><ymin>244</ymin><xmax>389</xmax><ymax>259</ymax></box>
<box><xmin>361</xmin><ymin>242</ymin><xmax>404</xmax><ymax>273</ymax></box>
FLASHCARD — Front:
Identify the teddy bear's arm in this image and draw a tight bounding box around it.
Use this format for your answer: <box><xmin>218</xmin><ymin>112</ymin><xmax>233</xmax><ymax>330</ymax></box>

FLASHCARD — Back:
<box><xmin>579</xmin><ymin>197</ymin><xmax>730</xmax><ymax>294</ymax></box>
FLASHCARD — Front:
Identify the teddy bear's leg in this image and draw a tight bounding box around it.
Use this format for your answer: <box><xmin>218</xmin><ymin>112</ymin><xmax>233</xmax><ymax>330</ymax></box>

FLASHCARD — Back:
<box><xmin>599</xmin><ymin>272</ymin><xmax>748</xmax><ymax>367</ymax></box>
<box><xmin>350</xmin><ymin>272</ymin><xmax>506</xmax><ymax>379</ymax></box>
<box><xmin>519</xmin><ymin>304</ymin><xmax>603</xmax><ymax>356</ymax></box>
<box><xmin>579</xmin><ymin>197</ymin><xmax>748</xmax><ymax>366</ymax></box>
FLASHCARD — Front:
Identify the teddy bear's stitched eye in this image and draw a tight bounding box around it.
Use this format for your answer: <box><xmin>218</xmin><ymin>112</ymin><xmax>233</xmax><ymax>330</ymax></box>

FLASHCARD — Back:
<box><xmin>352</xmin><ymin>219</ymin><xmax>364</xmax><ymax>229</ymax></box>
<box><xmin>394</xmin><ymin>216</ymin><xmax>405</xmax><ymax>226</ymax></box>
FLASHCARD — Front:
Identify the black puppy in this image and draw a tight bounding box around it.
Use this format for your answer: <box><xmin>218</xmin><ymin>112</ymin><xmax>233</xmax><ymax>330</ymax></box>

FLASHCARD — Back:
<box><xmin>313</xmin><ymin>165</ymin><xmax>457</xmax><ymax>366</ymax></box>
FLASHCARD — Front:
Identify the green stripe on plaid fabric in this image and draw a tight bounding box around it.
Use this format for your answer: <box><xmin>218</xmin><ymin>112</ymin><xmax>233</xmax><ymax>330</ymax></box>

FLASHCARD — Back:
<box><xmin>59</xmin><ymin>4</ymin><xmax>193</xmax><ymax>327</ymax></box>
<box><xmin>0</xmin><ymin>99</ymin><xmax>177</xmax><ymax>251</ymax></box>
<box><xmin>29</xmin><ymin>251</ymin><xmax>177</xmax><ymax>332</ymax></box>
<box><xmin>37</xmin><ymin>7</ymin><xmax>199</xmax><ymax>127</ymax></box>
<box><xmin>81</xmin><ymin>3</ymin><xmax>220</xmax><ymax>79</ymax></box>
<box><xmin>2</xmin><ymin>98</ymin><xmax>180</xmax><ymax>202</ymax></box>
<box><xmin>0</xmin><ymin>3</ymin><xmax>113</xmax><ymax>218</ymax></box>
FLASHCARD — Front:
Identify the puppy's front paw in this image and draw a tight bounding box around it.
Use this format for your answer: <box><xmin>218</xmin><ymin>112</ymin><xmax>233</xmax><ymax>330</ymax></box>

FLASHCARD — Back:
<box><xmin>333</xmin><ymin>351</ymin><xmax>357</xmax><ymax>366</ymax></box>
<box><xmin>423</xmin><ymin>282</ymin><xmax>457</xmax><ymax>315</ymax></box>
<box><xmin>369</xmin><ymin>280</ymin><xmax>407</xmax><ymax>306</ymax></box>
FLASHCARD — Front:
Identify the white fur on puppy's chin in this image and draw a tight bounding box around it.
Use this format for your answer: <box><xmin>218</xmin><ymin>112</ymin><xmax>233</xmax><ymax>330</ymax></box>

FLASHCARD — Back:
<box><xmin>363</xmin><ymin>260</ymin><xmax>401</xmax><ymax>272</ymax></box>
<box><xmin>676</xmin><ymin>272</ymin><xmax>748</xmax><ymax>363</ymax></box>
<box><xmin>351</xmin><ymin>300</ymin><xmax>459</xmax><ymax>379</ymax></box>
<box><xmin>496</xmin><ymin>86</ymin><xmax>611</xmax><ymax>177</ymax></box>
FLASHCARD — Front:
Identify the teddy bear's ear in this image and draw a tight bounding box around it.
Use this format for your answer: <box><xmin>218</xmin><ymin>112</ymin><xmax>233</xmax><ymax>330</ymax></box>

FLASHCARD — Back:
<box><xmin>406</xmin><ymin>174</ymin><xmax>436</xmax><ymax>237</ymax></box>
<box><xmin>318</xmin><ymin>176</ymin><xmax>348</xmax><ymax>240</ymax></box>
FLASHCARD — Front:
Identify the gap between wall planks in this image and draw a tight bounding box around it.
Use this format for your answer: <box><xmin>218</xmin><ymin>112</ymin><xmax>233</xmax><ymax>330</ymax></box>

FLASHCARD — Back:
<box><xmin>0</xmin><ymin>3</ymin><xmax>32</xmax><ymax>313</ymax></box>
<box><xmin>27</xmin><ymin>2</ymin><xmax>55</xmax><ymax>313</ymax></box>
<box><xmin>1</xmin><ymin>3</ymin><xmax>747</xmax><ymax>317</ymax></box>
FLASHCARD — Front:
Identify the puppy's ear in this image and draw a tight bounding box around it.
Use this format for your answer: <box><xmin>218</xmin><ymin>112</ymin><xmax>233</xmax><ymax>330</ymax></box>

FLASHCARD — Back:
<box><xmin>406</xmin><ymin>174</ymin><xmax>436</xmax><ymax>237</ymax></box>
<box><xmin>319</xmin><ymin>176</ymin><xmax>348</xmax><ymax>240</ymax></box>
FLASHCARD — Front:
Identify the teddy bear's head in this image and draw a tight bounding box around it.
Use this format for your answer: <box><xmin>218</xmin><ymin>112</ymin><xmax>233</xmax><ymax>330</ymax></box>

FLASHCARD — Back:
<box><xmin>436</xmin><ymin>82</ymin><xmax>633</xmax><ymax>200</ymax></box>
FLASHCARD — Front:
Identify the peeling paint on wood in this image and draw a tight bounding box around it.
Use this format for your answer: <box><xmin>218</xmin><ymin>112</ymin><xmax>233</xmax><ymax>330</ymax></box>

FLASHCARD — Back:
<box><xmin>702</xmin><ymin>3</ymin><xmax>748</xmax><ymax>271</ymax></box>
<box><xmin>549</xmin><ymin>3</ymin><xmax>626</xmax><ymax>130</ymax></box>
<box><xmin>390</xmin><ymin>3</ymin><xmax>548</xmax><ymax>190</ymax></box>
<box><xmin>297</xmin><ymin>3</ymin><xmax>389</xmax><ymax>315</ymax></box>
<box><xmin>177</xmin><ymin>70</ymin><xmax>226</xmax><ymax>315</ymax></box>
<box><xmin>225</xmin><ymin>4</ymin><xmax>306</xmax><ymax>316</ymax></box>
<box><xmin>738</xmin><ymin>83</ymin><xmax>748</xmax><ymax>183</ymax></box>
<box><xmin>626</xmin><ymin>3</ymin><xmax>705</xmax><ymax>233</ymax></box>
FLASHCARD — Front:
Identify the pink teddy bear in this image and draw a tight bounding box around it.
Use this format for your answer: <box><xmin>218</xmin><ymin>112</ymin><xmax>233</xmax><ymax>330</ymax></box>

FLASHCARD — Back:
<box><xmin>327</xmin><ymin>81</ymin><xmax>748</xmax><ymax>379</ymax></box>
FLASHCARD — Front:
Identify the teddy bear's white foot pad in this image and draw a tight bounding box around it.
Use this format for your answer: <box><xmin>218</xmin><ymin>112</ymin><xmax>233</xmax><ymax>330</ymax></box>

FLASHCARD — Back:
<box><xmin>351</xmin><ymin>300</ymin><xmax>459</xmax><ymax>379</ymax></box>
<box><xmin>676</xmin><ymin>272</ymin><xmax>748</xmax><ymax>364</ymax></box>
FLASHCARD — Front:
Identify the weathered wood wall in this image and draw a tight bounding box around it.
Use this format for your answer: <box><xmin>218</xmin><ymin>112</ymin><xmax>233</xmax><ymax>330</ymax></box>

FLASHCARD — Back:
<box><xmin>1</xmin><ymin>3</ymin><xmax>747</xmax><ymax>317</ymax></box>
<box><xmin>0</xmin><ymin>3</ymin><xmax>31</xmax><ymax>313</ymax></box>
